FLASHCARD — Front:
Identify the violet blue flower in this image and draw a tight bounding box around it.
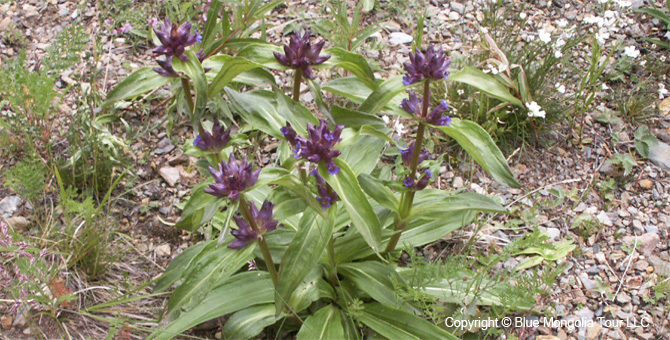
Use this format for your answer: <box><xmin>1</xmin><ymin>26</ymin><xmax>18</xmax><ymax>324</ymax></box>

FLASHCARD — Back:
<box><xmin>403</xmin><ymin>45</ymin><xmax>452</xmax><ymax>86</ymax></box>
<box><xmin>400</xmin><ymin>91</ymin><xmax>451</xmax><ymax>126</ymax></box>
<box><xmin>404</xmin><ymin>169</ymin><xmax>433</xmax><ymax>190</ymax></box>
<box><xmin>153</xmin><ymin>18</ymin><xmax>199</xmax><ymax>62</ymax></box>
<box><xmin>399</xmin><ymin>142</ymin><xmax>430</xmax><ymax>166</ymax></box>
<box><xmin>292</xmin><ymin>119</ymin><xmax>344</xmax><ymax>175</ymax></box>
<box><xmin>205</xmin><ymin>155</ymin><xmax>260</xmax><ymax>201</ymax></box>
<box><xmin>153</xmin><ymin>56</ymin><xmax>178</xmax><ymax>77</ymax></box>
<box><xmin>425</xmin><ymin>100</ymin><xmax>452</xmax><ymax>126</ymax></box>
<box><xmin>229</xmin><ymin>216</ymin><xmax>258</xmax><ymax>249</ymax></box>
<box><xmin>228</xmin><ymin>200</ymin><xmax>278</xmax><ymax>249</ymax></box>
<box><xmin>273</xmin><ymin>30</ymin><xmax>331</xmax><ymax>80</ymax></box>
<box><xmin>194</xmin><ymin>118</ymin><xmax>231</xmax><ymax>152</ymax></box>
<box><xmin>310</xmin><ymin>170</ymin><xmax>339</xmax><ymax>209</ymax></box>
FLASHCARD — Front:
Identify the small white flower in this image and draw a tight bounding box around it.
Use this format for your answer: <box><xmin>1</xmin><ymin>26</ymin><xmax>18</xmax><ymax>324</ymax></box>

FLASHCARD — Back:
<box><xmin>381</xmin><ymin>115</ymin><xmax>390</xmax><ymax>124</ymax></box>
<box><xmin>640</xmin><ymin>60</ymin><xmax>647</xmax><ymax>66</ymax></box>
<box><xmin>665</xmin><ymin>31</ymin><xmax>670</xmax><ymax>40</ymax></box>
<box><xmin>623</xmin><ymin>46</ymin><xmax>640</xmax><ymax>58</ymax></box>
<box><xmin>554</xmin><ymin>50</ymin><xmax>563</xmax><ymax>58</ymax></box>
<box><xmin>604</xmin><ymin>10</ymin><xmax>615</xmax><ymax>18</ymax></box>
<box><xmin>554</xmin><ymin>38</ymin><xmax>566</xmax><ymax>48</ymax></box>
<box><xmin>538</xmin><ymin>29</ymin><xmax>551</xmax><ymax>43</ymax></box>
<box><xmin>602</xmin><ymin>83</ymin><xmax>609</xmax><ymax>90</ymax></box>
<box><xmin>556</xmin><ymin>19</ymin><xmax>569</xmax><ymax>28</ymax></box>
<box><xmin>520</xmin><ymin>12</ymin><xmax>527</xmax><ymax>19</ymax></box>
<box><xmin>660</xmin><ymin>84</ymin><xmax>669</xmax><ymax>99</ymax></box>
<box><xmin>481</xmin><ymin>27</ymin><xmax>489</xmax><ymax>34</ymax></box>
<box><xmin>394</xmin><ymin>120</ymin><xmax>405</xmax><ymax>135</ymax></box>
<box><xmin>526</xmin><ymin>101</ymin><xmax>546</xmax><ymax>119</ymax></box>
<box><xmin>457</xmin><ymin>89</ymin><xmax>465</xmax><ymax>95</ymax></box>
<box><xmin>555</xmin><ymin>83</ymin><xmax>566</xmax><ymax>93</ymax></box>
<box><xmin>615</xmin><ymin>0</ymin><xmax>631</xmax><ymax>7</ymax></box>
<box><xmin>599</xmin><ymin>0</ymin><xmax>610</xmax><ymax>3</ymax></box>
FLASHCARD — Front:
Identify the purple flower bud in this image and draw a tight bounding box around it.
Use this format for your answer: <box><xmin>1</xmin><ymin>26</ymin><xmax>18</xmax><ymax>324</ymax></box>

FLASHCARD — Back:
<box><xmin>404</xmin><ymin>169</ymin><xmax>433</xmax><ymax>190</ymax></box>
<box><xmin>403</xmin><ymin>45</ymin><xmax>452</xmax><ymax>86</ymax></box>
<box><xmin>273</xmin><ymin>30</ymin><xmax>331</xmax><ymax>80</ymax></box>
<box><xmin>425</xmin><ymin>100</ymin><xmax>451</xmax><ymax>126</ymax></box>
<box><xmin>399</xmin><ymin>142</ymin><xmax>430</xmax><ymax>166</ymax></box>
<box><xmin>283</xmin><ymin>120</ymin><xmax>343</xmax><ymax>175</ymax></box>
<box><xmin>194</xmin><ymin>118</ymin><xmax>231</xmax><ymax>152</ymax></box>
<box><xmin>205</xmin><ymin>155</ymin><xmax>260</xmax><ymax>201</ymax></box>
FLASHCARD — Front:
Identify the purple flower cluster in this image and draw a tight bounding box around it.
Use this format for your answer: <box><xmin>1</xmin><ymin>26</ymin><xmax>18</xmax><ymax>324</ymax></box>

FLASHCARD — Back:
<box><xmin>205</xmin><ymin>155</ymin><xmax>260</xmax><ymax>201</ymax></box>
<box><xmin>401</xmin><ymin>92</ymin><xmax>452</xmax><ymax>126</ymax></box>
<box><xmin>194</xmin><ymin>118</ymin><xmax>231</xmax><ymax>152</ymax></box>
<box><xmin>400</xmin><ymin>142</ymin><xmax>430</xmax><ymax>166</ymax></box>
<box><xmin>229</xmin><ymin>201</ymin><xmax>278</xmax><ymax>249</ymax></box>
<box><xmin>404</xmin><ymin>169</ymin><xmax>433</xmax><ymax>190</ymax></box>
<box><xmin>281</xmin><ymin>120</ymin><xmax>344</xmax><ymax>175</ymax></box>
<box><xmin>310</xmin><ymin>170</ymin><xmax>339</xmax><ymax>209</ymax></box>
<box><xmin>273</xmin><ymin>30</ymin><xmax>330</xmax><ymax>80</ymax></box>
<box><xmin>403</xmin><ymin>45</ymin><xmax>452</xmax><ymax>86</ymax></box>
<box><xmin>152</xmin><ymin>18</ymin><xmax>200</xmax><ymax>77</ymax></box>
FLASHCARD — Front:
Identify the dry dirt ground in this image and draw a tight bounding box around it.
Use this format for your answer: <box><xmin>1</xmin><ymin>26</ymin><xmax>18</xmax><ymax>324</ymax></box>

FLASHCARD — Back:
<box><xmin>1</xmin><ymin>0</ymin><xmax>670</xmax><ymax>339</ymax></box>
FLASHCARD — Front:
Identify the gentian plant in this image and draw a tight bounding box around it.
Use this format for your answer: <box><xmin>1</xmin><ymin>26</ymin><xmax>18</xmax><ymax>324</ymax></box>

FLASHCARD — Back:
<box><xmin>105</xmin><ymin>3</ymin><xmax>525</xmax><ymax>338</ymax></box>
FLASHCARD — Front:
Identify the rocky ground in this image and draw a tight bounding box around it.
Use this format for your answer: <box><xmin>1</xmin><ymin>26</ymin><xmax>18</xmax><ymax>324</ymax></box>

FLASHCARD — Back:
<box><xmin>1</xmin><ymin>0</ymin><xmax>670</xmax><ymax>339</ymax></box>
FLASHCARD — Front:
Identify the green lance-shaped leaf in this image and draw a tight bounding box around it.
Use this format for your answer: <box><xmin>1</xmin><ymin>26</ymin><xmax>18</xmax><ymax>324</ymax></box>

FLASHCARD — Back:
<box><xmin>275</xmin><ymin>209</ymin><xmax>334</xmax><ymax>315</ymax></box>
<box><xmin>175</xmin><ymin>182</ymin><xmax>227</xmax><ymax>232</ymax></box>
<box><xmin>166</xmin><ymin>244</ymin><xmax>255</xmax><ymax>319</ymax></box>
<box><xmin>358</xmin><ymin>75</ymin><xmax>407</xmax><ymax>115</ymax></box>
<box><xmin>149</xmin><ymin>272</ymin><xmax>274</xmax><ymax>340</ymax></box>
<box><xmin>103</xmin><ymin>67</ymin><xmax>170</xmax><ymax>107</ymax></box>
<box><xmin>153</xmin><ymin>240</ymin><xmax>215</xmax><ymax>293</ymax></box>
<box><xmin>339</xmin><ymin>262</ymin><xmax>415</xmax><ymax>311</ymax></box>
<box><xmin>358</xmin><ymin>173</ymin><xmax>399</xmax><ymax>212</ymax></box>
<box><xmin>236</xmin><ymin>43</ymin><xmax>284</xmax><ymax>68</ymax></box>
<box><xmin>208</xmin><ymin>56</ymin><xmax>264</xmax><ymax>97</ymax></box>
<box><xmin>450</xmin><ymin>66</ymin><xmax>524</xmax><ymax>107</ymax></box>
<box><xmin>319</xmin><ymin>159</ymin><xmax>382</xmax><ymax>254</ymax></box>
<box><xmin>434</xmin><ymin>119</ymin><xmax>520</xmax><ymax>188</ymax></box>
<box><xmin>296</xmin><ymin>305</ymin><xmax>345</xmax><ymax>340</ymax></box>
<box><xmin>331</xmin><ymin>105</ymin><xmax>387</xmax><ymax>129</ymax></box>
<box><xmin>409</xmin><ymin>191</ymin><xmax>507</xmax><ymax>220</ymax></box>
<box><xmin>225</xmin><ymin>88</ymin><xmax>285</xmax><ymax>138</ymax></box>
<box><xmin>324</xmin><ymin>47</ymin><xmax>377</xmax><ymax>89</ymax></box>
<box><xmin>358</xmin><ymin>303</ymin><xmax>460</xmax><ymax>340</ymax></box>
<box><xmin>275</xmin><ymin>90</ymin><xmax>319</xmax><ymax>136</ymax></box>
<box><xmin>172</xmin><ymin>50</ymin><xmax>208</xmax><ymax>123</ymax></box>
<box><xmin>221</xmin><ymin>304</ymin><xmax>279</xmax><ymax>340</ymax></box>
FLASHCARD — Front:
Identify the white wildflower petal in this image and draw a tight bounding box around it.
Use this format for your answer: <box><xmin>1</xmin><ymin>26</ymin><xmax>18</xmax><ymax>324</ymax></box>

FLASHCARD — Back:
<box><xmin>623</xmin><ymin>46</ymin><xmax>640</xmax><ymax>58</ymax></box>
<box><xmin>538</xmin><ymin>29</ymin><xmax>551</xmax><ymax>43</ymax></box>
<box><xmin>554</xmin><ymin>50</ymin><xmax>563</xmax><ymax>58</ymax></box>
<box><xmin>556</xmin><ymin>19</ymin><xmax>569</xmax><ymax>28</ymax></box>
<box><xmin>659</xmin><ymin>84</ymin><xmax>669</xmax><ymax>99</ymax></box>
<box><xmin>520</xmin><ymin>12</ymin><xmax>527</xmax><ymax>19</ymax></box>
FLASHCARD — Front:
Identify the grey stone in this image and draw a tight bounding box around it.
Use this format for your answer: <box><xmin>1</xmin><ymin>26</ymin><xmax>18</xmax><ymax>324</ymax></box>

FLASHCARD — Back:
<box><xmin>579</xmin><ymin>272</ymin><xmax>596</xmax><ymax>290</ymax></box>
<box><xmin>452</xmin><ymin>176</ymin><xmax>464</xmax><ymax>188</ymax></box>
<box><xmin>159</xmin><ymin>166</ymin><xmax>180</xmax><ymax>187</ymax></box>
<box><xmin>450</xmin><ymin>2</ymin><xmax>465</xmax><ymax>14</ymax></box>
<box><xmin>648</xmin><ymin>141</ymin><xmax>670</xmax><ymax>170</ymax></box>
<box><xmin>546</xmin><ymin>227</ymin><xmax>561</xmax><ymax>242</ymax></box>
<box><xmin>0</xmin><ymin>196</ymin><xmax>21</xmax><ymax>218</ymax></box>
<box><xmin>153</xmin><ymin>138</ymin><xmax>175</xmax><ymax>155</ymax></box>
<box><xmin>155</xmin><ymin>244</ymin><xmax>171</xmax><ymax>257</ymax></box>
<box><xmin>645</xmin><ymin>224</ymin><xmax>659</xmax><ymax>234</ymax></box>
<box><xmin>388</xmin><ymin>32</ymin><xmax>413</xmax><ymax>45</ymax></box>
<box><xmin>597</xmin><ymin>211</ymin><xmax>613</xmax><ymax>226</ymax></box>
<box><xmin>159</xmin><ymin>207</ymin><xmax>170</xmax><ymax>216</ymax></box>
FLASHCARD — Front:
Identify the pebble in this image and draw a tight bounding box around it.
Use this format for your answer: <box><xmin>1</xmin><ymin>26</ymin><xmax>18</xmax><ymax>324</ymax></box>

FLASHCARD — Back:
<box><xmin>0</xmin><ymin>196</ymin><xmax>21</xmax><ymax>218</ymax></box>
<box><xmin>155</xmin><ymin>244</ymin><xmax>171</xmax><ymax>257</ymax></box>
<box><xmin>595</xmin><ymin>252</ymin><xmax>607</xmax><ymax>264</ymax></box>
<box><xmin>546</xmin><ymin>227</ymin><xmax>561</xmax><ymax>242</ymax></box>
<box><xmin>452</xmin><ymin>176</ymin><xmax>464</xmax><ymax>188</ymax></box>
<box><xmin>159</xmin><ymin>166</ymin><xmax>180</xmax><ymax>187</ymax></box>
<box><xmin>639</xmin><ymin>180</ymin><xmax>653</xmax><ymax>190</ymax></box>
<box><xmin>597</xmin><ymin>211</ymin><xmax>613</xmax><ymax>226</ymax></box>
<box><xmin>388</xmin><ymin>32</ymin><xmax>413</xmax><ymax>45</ymax></box>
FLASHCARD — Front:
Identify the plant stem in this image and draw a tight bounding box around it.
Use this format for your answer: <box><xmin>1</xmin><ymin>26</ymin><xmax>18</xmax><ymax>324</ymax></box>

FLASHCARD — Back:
<box><xmin>181</xmin><ymin>77</ymin><xmax>195</xmax><ymax>114</ymax></box>
<box><xmin>239</xmin><ymin>195</ymin><xmax>279</xmax><ymax>286</ymax></box>
<box><xmin>385</xmin><ymin>80</ymin><xmax>431</xmax><ymax>253</ymax></box>
<box><xmin>292</xmin><ymin>69</ymin><xmax>303</xmax><ymax>102</ymax></box>
<box><xmin>327</xmin><ymin>236</ymin><xmax>339</xmax><ymax>286</ymax></box>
